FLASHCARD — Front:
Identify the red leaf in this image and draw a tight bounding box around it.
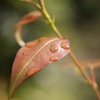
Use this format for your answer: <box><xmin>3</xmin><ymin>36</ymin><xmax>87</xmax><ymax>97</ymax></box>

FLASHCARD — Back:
<box><xmin>16</xmin><ymin>11</ymin><xmax>41</xmax><ymax>25</ymax></box>
<box><xmin>9</xmin><ymin>37</ymin><xmax>70</xmax><ymax>98</ymax></box>
<box><xmin>14</xmin><ymin>11</ymin><xmax>41</xmax><ymax>46</ymax></box>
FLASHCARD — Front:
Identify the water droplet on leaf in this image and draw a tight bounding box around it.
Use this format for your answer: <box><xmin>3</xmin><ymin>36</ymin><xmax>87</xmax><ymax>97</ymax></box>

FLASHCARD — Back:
<box><xmin>26</xmin><ymin>68</ymin><xmax>38</xmax><ymax>76</ymax></box>
<box><xmin>26</xmin><ymin>41</ymin><xmax>34</xmax><ymax>47</ymax></box>
<box><xmin>22</xmin><ymin>51</ymin><xmax>26</xmax><ymax>55</ymax></box>
<box><xmin>49</xmin><ymin>56</ymin><xmax>58</xmax><ymax>62</ymax></box>
<box><xmin>50</xmin><ymin>44</ymin><xmax>58</xmax><ymax>53</ymax></box>
<box><xmin>38</xmin><ymin>37</ymin><xmax>48</xmax><ymax>42</ymax></box>
<box><xmin>60</xmin><ymin>42</ymin><xmax>70</xmax><ymax>50</ymax></box>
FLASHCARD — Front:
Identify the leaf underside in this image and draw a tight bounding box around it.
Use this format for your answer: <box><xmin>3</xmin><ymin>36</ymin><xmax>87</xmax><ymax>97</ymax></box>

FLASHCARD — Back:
<box><xmin>14</xmin><ymin>11</ymin><xmax>42</xmax><ymax>46</ymax></box>
<box><xmin>9</xmin><ymin>37</ymin><xmax>70</xmax><ymax>98</ymax></box>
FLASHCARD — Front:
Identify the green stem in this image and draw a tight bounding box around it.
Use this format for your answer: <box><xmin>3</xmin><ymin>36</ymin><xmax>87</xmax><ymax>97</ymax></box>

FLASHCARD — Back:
<box><xmin>42</xmin><ymin>8</ymin><xmax>93</xmax><ymax>85</ymax></box>
<box><xmin>38</xmin><ymin>1</ymin><xmax>63</xmax><ymax>38</ymax></box>
<box><xmin>38</xmin><ymin>0</ymin><xmax>45</xmax><ymax>11</ymax></box>
<box><xmin>38</xmin><ymin>0</ymin><xmax>100</xmax><ymax>99</ymax></box>
<box><xmin>21</xmin><ymin>0</ymin><xmax>41</xmax><ymax>10</ymax></box>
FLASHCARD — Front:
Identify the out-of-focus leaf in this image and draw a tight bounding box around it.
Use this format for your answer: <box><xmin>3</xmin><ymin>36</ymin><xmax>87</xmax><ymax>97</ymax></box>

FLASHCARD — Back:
<box><xmin>16</xmin><ymin>11</ymin><xmax>41</xmax><ymax>25</ymax></box>
<box><xmin>14</xmin><ymin>11</ymin><xmax>42</xmax><ymax>46</ymax></box>
<box><xmin>9</xmin><ymin>37</ymin><xmax>70</xmax><ymax>99</ymax></box>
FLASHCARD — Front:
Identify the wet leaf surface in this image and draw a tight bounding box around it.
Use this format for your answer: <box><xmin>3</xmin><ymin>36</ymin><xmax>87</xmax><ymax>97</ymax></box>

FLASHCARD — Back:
<box><xmin>9</xmin><ymin>37</ymin><xmax>70</xmax><ymax>99</ymax></box>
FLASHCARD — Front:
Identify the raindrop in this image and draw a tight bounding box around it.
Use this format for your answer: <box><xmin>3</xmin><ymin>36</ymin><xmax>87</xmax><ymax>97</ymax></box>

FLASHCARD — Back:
<box><xmin>50</xmin><ymin>44</ymin><xmax>58</xmax><ymax>53</ymax></box>
<box><xmin>49</xmin><ymin>56</ymin><xmax>58</xmax><ymax>62</ymax></box>
<box><xmin>60</xmin><ymin>42</ymin><xmax>70</xmax><ymax>50</ymax></box>
<box><xmin>26</xmin><ymin>41</ymin><xmax>35</xmax><ymax>47</ymax></box>
<box><xmin>22</xmin><ymin>51</ymin><xmax>26</xmax><ymax>55</ymax></box>
<box><xmin>38</xmin><ymin>37</ymin><xmax>48</xmax><ymax>42</ymax></box>
<box><xmin>26</xmin><ymin>68</ymin><xmax>38</xmax><ymax>76</ymax></box>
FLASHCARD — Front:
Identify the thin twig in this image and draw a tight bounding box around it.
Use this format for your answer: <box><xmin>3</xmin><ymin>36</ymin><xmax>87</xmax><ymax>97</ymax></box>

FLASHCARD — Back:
<box><xmin>17</xmin><ymin>0</ymin><xmax>100</xmax><ymax>99</ymax></box>
<box><xmin>69</xmin><ymin>51</ymin><xmax>92</xmax><ymax>84</ymax></box>
<box><xmin>21</xmin><ymin>0</ymin><xmax>41</xmax><ymax>10</ymax></box>
<box><xmin>38</xmin><ymin>0</ymin><xmax>45</xmax><ymax>10</ymax></box>
<box><xmin>37</xmin><ymin>0</ymin><xmax>100</xmax><ymax>99</ymax></box>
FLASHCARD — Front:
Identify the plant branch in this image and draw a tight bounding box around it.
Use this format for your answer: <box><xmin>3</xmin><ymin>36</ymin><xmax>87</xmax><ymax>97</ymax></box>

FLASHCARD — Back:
<box><xmin>37</xmin><ymin>0</ymin><xmax>100</xmax><ymax>99</ymax></box>
<box><xmin>38</xmin><ymin>0</ymin><xmax>45</xmax><ymax>10</ymax></box>
<box><xmin>69</xmin><ymin>51</ymin><xmax>92</xmax><ymax>84</ymax></box>
<box><xmin>38</xmin><ymin>0</ymin><xmax>63</xmax><ymax>38</ymax></box>
<box><xmin>21</xmin><ymin>0</ymin><xmax>41</xmax><ymax>10</ymax></box>
<box><xmin>19</xmin><ymin>0</ymin><xmax>100</xmax><ymax>99</ymax></box>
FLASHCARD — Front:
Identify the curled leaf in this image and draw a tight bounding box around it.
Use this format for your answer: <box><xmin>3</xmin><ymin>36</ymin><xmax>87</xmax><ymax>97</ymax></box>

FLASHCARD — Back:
<box><xmin>14</xmin><ymin>11</ymin><xmax>42</xmax><ymax>46</ymax></box>
<box><xmin>9</xmin><ymin>37</ymin><xmax>70</xmax><ymax>98</ymax></box>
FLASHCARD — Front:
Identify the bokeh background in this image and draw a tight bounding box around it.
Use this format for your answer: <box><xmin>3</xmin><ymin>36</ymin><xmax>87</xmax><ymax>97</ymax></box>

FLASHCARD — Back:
<box><xmin>0</xmin><ymin>0</ymin><xmax>100</xmax><ymax>100</ymax></box>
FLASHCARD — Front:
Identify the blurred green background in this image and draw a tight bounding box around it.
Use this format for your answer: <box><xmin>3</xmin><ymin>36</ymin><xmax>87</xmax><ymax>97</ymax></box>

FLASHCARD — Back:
<box><xmin>0</xmin><ymin>0</ymin><xmax>100</xmax><ymax>100</ymax></box>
